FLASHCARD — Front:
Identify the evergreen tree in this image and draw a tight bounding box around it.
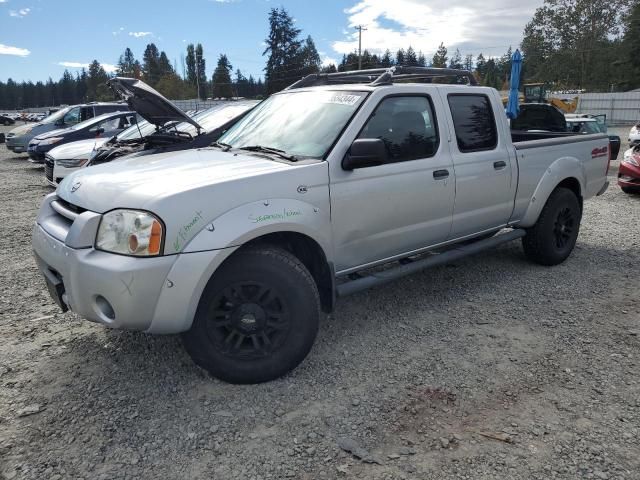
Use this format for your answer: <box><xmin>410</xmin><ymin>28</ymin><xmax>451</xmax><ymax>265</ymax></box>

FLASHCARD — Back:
<box><xmin>87</xmin><ymin>60</ymin><xmax>112</xmax><ymax>101</ymax></box>
<box><xmin>158</xmin><ymin>51</ymin><xmax>174</xmax><ymax>77</ymax></box>
<box><xmin>263</xmin><ymin>7</ymin><xmax>302</xmax><ymax>93</ymax></box>
<box><xmin>417</xmin><ymin>51</ymin><xmax>427</xmax><ymax>67</ymax></box>
<box><xmin>142</xmin><ymin>44</ymin><xmax>161</xmax><ymax>85</ymax></box>
<box><xmin>186</xmin><ymin>44</ymin><xmax>197</xmax><ymax>85</ymax></box>
<box><xmin>463</xmin><ymin>54</ymin><xmax>474</xmax><ymax>72</ymax></box>
<box><xmin>380</xmin><ymin>50</ymin><xmax>393</xmax><ymax>67</ymax></box>
<box><xmin>195</xmin><ymin>44</ymin><xmax>206</xmax><ymax>99</ymax></box>
<box><xmin>406</xmin><ymin>46</ymin><xmax>418</xmax><ymax>66</ymax></box>
<box><xmin>432</xmin><ymin>43</ymin><xmax>448</xmax><ymax>68</ymax></box>
<box><xmin>396</xmin><ymin>48</ymin><xmax>406</xmax><ymax>65</ymax></box>
<box><xmin>300</xmin><ymin>35</ymin><xmax>321</xmax><ymax>76</ymax></box>
<box><xmin>448</xmin><ymin>49</ymin><xmax>463</xmax><ymax>69</ymax></box>
<box><xmin>475</xmin><ymin>53</ymin><xmax>487</xmax><ymax>82</ymax></box>
<box><xmin>117</xmin><ymin>48</ymin><xmax>137</xmax><ymax>77</ymax></box>
<box><xmin>212</xmin><ymin>54</ymin><xmax>234</xmax><ymax>99</ymax></box>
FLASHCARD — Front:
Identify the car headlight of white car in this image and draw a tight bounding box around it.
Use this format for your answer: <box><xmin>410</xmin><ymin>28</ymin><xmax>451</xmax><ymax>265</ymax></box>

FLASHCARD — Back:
<box><xmin>57</xmin><ymin>158</ymin><xmax>89</xmax><ymax>168</ymax></box>
<box><xmin>39</xmin><ymin>137</ymin><xmax>64</xmax><ymax>146</ymax></box>
<box><xmin>96</xmin><ymin>209</ymin><xmax>164</xmax><ymax>256</ymax></box>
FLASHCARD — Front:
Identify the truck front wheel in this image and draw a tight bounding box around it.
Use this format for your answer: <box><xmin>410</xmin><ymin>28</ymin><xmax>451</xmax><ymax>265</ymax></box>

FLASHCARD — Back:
<box><xmin>182</xmin><ymin>246</ymin><xmax>320</xmax><ymax>384</ymax></box>
<box><xmin>522</xmin><ymin>187</ymin><xmax>582</xmax><ymax>266</ymax></box>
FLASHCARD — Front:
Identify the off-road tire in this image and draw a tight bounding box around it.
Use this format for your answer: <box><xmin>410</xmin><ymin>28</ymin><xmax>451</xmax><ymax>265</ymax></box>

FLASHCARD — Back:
<box><xmin>522</xmin><ymin>187</ymin><xmax>581</xmax><ymax>266</ymax></box>
<box><xmin>182</xmin><ymin>245</ymin><xmax>320</xmax><ymax>384</ymax></box>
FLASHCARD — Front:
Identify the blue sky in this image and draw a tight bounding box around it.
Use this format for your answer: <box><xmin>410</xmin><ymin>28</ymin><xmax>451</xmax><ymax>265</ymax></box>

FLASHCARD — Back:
<box><xmin>0</xmin><ymin>0</ymin><xmax>543</xmax><ymax>83</ymax></box>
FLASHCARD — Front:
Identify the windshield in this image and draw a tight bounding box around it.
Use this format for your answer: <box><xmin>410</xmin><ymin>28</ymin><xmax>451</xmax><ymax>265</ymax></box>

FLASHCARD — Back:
<box><xmin>218</xmin><ymin>90</ymin><xmax>368</xmax><ymax>158</ymax></box>
<box><xmin>116</xmin><ymin>119</ymin><xmax>155</xmax><ymax>141</ymax></box>
<box><xmin>69</xmin><ymin>111</ymin><xmax>129</xmax><ymax>131</ymax></box>
<box><xmin>40</xmin><ymin>107</ymin><xmax>70</xmax><ymax>125</ymax></box>
<box><xmin>167</xmin><ymin>102</ymin><xmax>258</xmax><ymax>136</ymax></box>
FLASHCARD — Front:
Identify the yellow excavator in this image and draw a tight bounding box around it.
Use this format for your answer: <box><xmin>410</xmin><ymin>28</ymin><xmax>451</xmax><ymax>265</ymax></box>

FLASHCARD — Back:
<box><xmin>503</xmin><ymin>83</ymin><xmax>579</xmax><ymax>113</ymax></box>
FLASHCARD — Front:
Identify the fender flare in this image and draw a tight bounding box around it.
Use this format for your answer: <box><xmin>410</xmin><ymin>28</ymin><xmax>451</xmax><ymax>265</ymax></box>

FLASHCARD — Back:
<box><xmin>519</xmin><ymin>156</ymin><xmax>585</xmax><ymax>228</ymax></box>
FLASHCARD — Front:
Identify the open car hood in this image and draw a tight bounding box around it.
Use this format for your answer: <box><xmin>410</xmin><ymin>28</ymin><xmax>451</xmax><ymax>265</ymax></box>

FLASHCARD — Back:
<box><xmin>107</xmin><ymin>77</ymin><xmax>202</xmax><ymax>131</ymax></box>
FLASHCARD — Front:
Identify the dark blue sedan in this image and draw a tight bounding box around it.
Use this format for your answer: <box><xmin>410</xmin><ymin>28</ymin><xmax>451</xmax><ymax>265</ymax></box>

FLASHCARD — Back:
<box><xmin>27</xmin><ymin>111</ymin><xmax>137</xmax><ymax>163</ymax></box>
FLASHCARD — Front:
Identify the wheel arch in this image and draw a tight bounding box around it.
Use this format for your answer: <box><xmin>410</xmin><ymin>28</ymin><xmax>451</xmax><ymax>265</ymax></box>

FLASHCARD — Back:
<box><xmin>519</xmin><ymin>157</ymin><xmax>585</xmax><ymax>228</ymax></box>
<box><xmin>233</xmin><ymin>231</ymin><xmax>335</xmax><ymax>314</ymax></box>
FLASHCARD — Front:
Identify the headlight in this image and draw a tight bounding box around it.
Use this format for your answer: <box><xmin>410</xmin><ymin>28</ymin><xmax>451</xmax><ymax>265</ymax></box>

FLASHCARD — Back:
<box><xmin>57</xmin><ymin>158</ymin><xmax>88</xmax><ymax>168</ymax></box>
<box><xmin>96</xmin><ymin>209</ymin><xmax>164</xmax><ymax>256</ymax></box>
<box><xmin>624</xmin><ymin>155</ymin><xmax>640</xmax><ymax>167</ymax></box>
<box><xmin>39</xmin><ymin>137</ymin><xmax>63</xmax><ymax>146</ymax></box>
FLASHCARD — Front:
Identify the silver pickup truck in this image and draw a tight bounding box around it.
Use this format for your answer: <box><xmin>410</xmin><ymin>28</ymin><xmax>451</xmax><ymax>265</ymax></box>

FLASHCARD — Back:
<box><xmin>32</xmin><ymin>67</ymin><xmax>610</xmax><ymax>384</ymax></box>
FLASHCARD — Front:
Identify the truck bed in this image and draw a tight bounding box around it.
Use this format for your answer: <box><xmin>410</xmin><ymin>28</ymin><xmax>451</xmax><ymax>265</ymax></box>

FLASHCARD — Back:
<box><xmin>510</xmin><ymin>132</ymin><xmax>610</xmax><ymax>225</ymax></box>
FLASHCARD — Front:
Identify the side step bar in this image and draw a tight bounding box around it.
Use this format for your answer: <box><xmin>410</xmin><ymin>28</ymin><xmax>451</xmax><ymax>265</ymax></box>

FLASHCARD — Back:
<box><xmin>336</xmin><ymin>229</ymin><xmax>526</xmax><ymax>297</ymax></box>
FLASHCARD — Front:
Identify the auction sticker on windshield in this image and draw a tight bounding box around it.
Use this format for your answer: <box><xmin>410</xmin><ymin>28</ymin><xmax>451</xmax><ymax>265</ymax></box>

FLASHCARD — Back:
<box><xmin>323</xmin><ymin>93</ymin><xmax>363</xmax><ymax>106</ymax></box>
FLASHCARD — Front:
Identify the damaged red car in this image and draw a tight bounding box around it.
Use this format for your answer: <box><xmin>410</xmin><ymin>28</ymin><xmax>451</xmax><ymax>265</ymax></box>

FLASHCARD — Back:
<box><xmin>619</xmin><ymin>145</ymin><xmax>640</xmax><ymax>194</ymax></box>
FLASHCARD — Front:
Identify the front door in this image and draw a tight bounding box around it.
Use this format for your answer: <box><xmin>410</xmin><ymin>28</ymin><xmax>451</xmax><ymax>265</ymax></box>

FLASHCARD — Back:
<box><xmin>329</xmin><ymin>94</ymin><xmax>455</xmax><ymax>273</ymax></box>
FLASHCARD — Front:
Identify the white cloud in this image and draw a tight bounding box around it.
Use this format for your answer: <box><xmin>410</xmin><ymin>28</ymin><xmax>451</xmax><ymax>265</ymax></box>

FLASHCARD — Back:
<box><xmin>129</xmin><ymin>31</ymin><xmax>152</xmax><ymax>38</ymax></box>
<box><xmin>0</xmin><ymin>43</ymin><xmax>30</xmax><ymax>56</ymax></box>
<box><xmin>318</xmin><ymin>51</ymin><xmax>338</xmax><ymax>68</ymax></box>
<box><xmin>0</xmin><ymin>0</ymin><xmax>9</xmax><ymax>3</ymax></box>
<box><xmin>57</xmin><ymin>61</ymin><xmax>118</xmax><ymax>73</ymax></box>
<box><xmin>333</xmin><ymin>0</ymin><xmax>543</xmax><ymax>60</ymax></box>
<box><xmin>9</xmin><ymin>7</ymin><xmax>30</xmax><ymax>17</ymax></box>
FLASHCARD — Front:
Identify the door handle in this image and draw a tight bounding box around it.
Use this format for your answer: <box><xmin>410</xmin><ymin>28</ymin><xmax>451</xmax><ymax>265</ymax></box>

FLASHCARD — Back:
<box><xmin>494</xmin><ymin>161</ymin><xmax>507</xmax><ymax>170</ymax></box>
<box><xmin>433</xmin><ymin>169</ymin><xmax>449</xmax><ymax>179</ymax></box>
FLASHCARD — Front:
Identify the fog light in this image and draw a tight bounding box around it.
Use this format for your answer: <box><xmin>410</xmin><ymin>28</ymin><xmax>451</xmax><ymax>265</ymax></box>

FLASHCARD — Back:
<box><xmin>95</xmin><ymin>295</ymin><xmax>115</xmax><ymax>320</ymax></box>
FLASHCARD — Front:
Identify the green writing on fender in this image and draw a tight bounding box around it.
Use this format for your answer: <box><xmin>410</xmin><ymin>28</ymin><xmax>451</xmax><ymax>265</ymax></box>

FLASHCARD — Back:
<box><xmin>173</xmin><ymin>210</ymin><xmax>204</xmax><ymax>252</ymax></box>
<box><xmin>249</xmin><ymin>209</ymin><xmax>303</xmax><ymax>223</ymax></box>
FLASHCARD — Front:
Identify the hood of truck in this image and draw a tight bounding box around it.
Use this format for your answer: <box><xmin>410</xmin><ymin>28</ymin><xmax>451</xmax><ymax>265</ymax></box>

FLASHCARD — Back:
<box><xmin>57</xmin><ymin>148</ymin><xmax>295</xmax><ymax>213</ymax></box>
<box><xmin>108</xmin><ymin>77</ymin><xmax>202</xmax><ymax>130</ymax></box>
<box><xmin>48</xmin><ymin>137</ymin><xmax>110</xmax><ymax>160</ymax></box>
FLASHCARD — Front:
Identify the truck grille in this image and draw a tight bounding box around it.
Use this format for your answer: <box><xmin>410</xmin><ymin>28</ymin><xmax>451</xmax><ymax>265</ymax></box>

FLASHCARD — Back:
<box><xmin>45</xmin><ymin>155</ymin><xmax>54</xmax><ymax>182</ymax></box>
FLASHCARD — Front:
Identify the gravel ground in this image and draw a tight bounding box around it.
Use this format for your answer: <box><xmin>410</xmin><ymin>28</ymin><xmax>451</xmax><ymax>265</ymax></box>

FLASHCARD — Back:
<box><xmin>0</xmin><ymin>124</ymin><xmax>639</xmax><ymax>480</ymax></box>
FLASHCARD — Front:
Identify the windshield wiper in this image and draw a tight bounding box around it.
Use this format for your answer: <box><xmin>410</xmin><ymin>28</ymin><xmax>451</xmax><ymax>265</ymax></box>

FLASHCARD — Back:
<box><xmin>238</xmin><ymin>145</ymin><xmax>298</xmax><ymax>162</ymax></box>
<box><xmin>211</xmin><ymin>141</ymin><xmax>233</xmax><ymax>151</ymax></box>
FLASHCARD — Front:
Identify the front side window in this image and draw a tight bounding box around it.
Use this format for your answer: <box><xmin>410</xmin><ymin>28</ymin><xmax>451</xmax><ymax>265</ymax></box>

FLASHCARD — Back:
<box><xmin>62</xmin><ymin>107</ymin><xmax>81</xmax><ymax>125</ymax></box>
<box><xmin>218</xmin><ymin>90</ymin><xmax>368</xmax><ymax>158</ymax></box>
<box><xmin>358</xmin><ymin>96</ymin><xmax>439</xmax><ymax>163</ymax></box>
<box><xmin>448</xmin><ymin>94</ymin><xmax>497</xmax><ymax>152</ymax></box>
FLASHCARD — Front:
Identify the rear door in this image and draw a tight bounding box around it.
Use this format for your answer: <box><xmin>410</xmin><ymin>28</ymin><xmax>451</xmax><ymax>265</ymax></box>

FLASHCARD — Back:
<box><xmin>444</xmin><ymin>92</ymin><xmax>515</xmax><ymax>238</ymax></box>
<box><xmin>329</xmin><ymin>92</ymin><xmax>455</xmax><ymax>272</ymax></box>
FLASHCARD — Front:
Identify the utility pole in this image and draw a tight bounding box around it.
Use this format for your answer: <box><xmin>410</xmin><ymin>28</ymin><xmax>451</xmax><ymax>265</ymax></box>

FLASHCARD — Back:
<box><xmin>355</xmin><ymin>25</ymin><xmax>367</xmax><ymax>70</ymax></box>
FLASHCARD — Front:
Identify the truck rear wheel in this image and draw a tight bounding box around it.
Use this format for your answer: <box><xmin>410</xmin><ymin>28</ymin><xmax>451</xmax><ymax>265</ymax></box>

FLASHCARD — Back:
<box><xmin>522</xmin><ymin>187</ymin><xmax>581</xmax><ymax>266</ymax></box>
<box><xmin>182</xmin><ymin>246</ymin><xmax>320</xmax><ymax>384</ymax></box>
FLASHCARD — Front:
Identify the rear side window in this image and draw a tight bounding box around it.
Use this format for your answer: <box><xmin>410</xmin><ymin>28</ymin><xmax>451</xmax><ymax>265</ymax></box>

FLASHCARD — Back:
<box><xmin>448</xmin><ymin>94</ymin><xmax>497</xmax><ymax>152</ymax></box>
<box><xmin>96</xmin><ymin>105</ymin><xmax>125</xmax><ymax>115</ymax></box>
<box><xmin>358</xmin><ymin>96</ymin><xmax>439</xmax><ymax>163</ymax></box>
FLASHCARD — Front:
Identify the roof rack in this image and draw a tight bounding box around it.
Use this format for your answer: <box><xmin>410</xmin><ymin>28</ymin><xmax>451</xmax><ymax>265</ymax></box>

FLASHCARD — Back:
<box><xmin>286</xmin><ymin>66</ymin><xmax>478</xmax><ymax>90</ymax></box>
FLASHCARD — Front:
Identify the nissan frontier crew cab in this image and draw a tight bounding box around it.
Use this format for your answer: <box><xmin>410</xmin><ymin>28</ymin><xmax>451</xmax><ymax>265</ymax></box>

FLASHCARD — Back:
<box><xmin>32</xmin><ymin>68</ymin><xmax>611</xmax><ymax>384</ymax></box>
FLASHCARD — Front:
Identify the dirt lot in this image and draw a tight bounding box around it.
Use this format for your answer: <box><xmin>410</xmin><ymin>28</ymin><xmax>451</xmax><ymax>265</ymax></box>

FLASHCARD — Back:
<box><xmin>0</xmin><ymin>124</ymin><xmax>638</xmax><ymax>480</ymax></box>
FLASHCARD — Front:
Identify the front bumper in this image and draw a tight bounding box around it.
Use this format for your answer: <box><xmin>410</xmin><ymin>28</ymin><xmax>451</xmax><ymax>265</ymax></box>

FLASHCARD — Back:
<box><xmin>28</xmin><ymin>145</ymin><xmax>48</xmax><ymax>163</ymax></box>
<box><xmin>618</xmin><ymin>160</ymin><xmax>640</xmax><ymax>189</ymax></box>
<box><xmin>32</xmin><ymin>195</ymin><xmax>237</xmax><ymax>333</ymax></box>
<box><xmin>6</xmin><ymin>135</ymin><xmax>28</xmax><ymax>152</ymax></box>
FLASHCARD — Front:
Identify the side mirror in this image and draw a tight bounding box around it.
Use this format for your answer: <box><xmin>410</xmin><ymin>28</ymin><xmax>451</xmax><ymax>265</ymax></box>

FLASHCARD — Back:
<box><xmin>342</xmin><ymin>138</ymin><xmax>387</xmax><ymax>171</ymax></box>
<box><xmin>95</xmin><ymin>127</ymin><xmax>105</xmax><ymax>136</ymax></box>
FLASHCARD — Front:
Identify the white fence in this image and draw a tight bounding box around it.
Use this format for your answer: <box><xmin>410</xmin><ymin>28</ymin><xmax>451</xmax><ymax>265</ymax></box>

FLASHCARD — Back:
<box><xmin>575</xmin><ymin>92</ymin><xmax>640</xmax><ymax>125</ymax></box>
